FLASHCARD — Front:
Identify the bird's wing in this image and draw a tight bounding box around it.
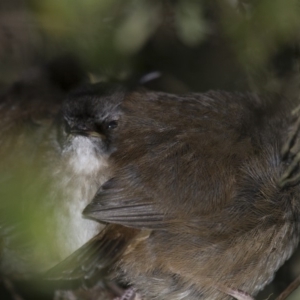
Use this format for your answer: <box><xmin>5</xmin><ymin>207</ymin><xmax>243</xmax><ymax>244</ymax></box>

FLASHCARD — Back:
<box><xmin>44</xmin><ymin>224</ymin><xmax>139</xmax><ymax>281</ymax></box>
<box><xmin>84</xmin><ymin>177</ymin><xmax>165</xmax><ymax>229</ymax></box>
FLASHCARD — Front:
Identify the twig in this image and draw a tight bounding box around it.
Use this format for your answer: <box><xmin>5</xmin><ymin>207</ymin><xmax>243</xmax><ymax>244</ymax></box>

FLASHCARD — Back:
<box><xmin>275</xmin><ymin>275</ymin><xmax>300</xmax><ymax>300</ymax></box>
<box><xmin>2</xmin><ymin>278</ymin><xmax>24</xmax><ymax>300</ymax></box>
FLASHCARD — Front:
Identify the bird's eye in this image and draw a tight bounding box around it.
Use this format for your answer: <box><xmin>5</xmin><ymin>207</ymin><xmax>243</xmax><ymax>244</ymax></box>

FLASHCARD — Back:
<box><xmin>106</xmin><ymin>120</ymin><xmax>118</xmax><ymax>130</ymax></box>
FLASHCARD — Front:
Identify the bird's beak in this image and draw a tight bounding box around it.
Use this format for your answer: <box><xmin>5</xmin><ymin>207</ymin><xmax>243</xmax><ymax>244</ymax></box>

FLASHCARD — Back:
<box><xmin>69</xmin><ymin>130</ymin><xmax>104</xmax><ymax>138</ymax></box>
<box><xmin>87</xmin><ymin>131</ymin><xmax>104</xmax><ymax>138</ymax></box>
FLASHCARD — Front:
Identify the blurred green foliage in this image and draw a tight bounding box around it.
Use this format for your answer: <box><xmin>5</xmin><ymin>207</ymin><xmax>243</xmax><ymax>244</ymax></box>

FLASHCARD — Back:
<box><xmin>25</xmin><ymin>0</ymin><xmax>300</xmax><ymax>74</ymax></box>
<box><xmin>220</xmin><ymin>0</ymin><xmax>300</xmax><ymax>68</ymax></box>
<box><xmin>1</xmin><ymin>0</ymin><xmax>300</xmax><ymax>90</ymax></box>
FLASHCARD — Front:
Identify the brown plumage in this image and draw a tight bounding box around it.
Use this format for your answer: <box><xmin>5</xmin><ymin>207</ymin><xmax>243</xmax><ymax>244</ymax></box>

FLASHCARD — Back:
<box><xmin>50</xmin><ymin>87</ymin><xmax>300</xmax><ymax>300</ymax></box>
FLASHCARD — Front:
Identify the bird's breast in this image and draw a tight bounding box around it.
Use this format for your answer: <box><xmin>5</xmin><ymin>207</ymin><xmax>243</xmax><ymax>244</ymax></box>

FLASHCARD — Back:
<box><xmin>47</xmin><ymin>136</ymin><xmax>109</xmax><ymax>265</ymax></box>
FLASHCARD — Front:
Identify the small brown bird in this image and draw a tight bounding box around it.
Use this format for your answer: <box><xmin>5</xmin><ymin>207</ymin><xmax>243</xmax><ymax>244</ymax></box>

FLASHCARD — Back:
<box><xmin>47</xmin><ymin>87</ymin><xmax>300</xmax><ymax>300</ymax></box>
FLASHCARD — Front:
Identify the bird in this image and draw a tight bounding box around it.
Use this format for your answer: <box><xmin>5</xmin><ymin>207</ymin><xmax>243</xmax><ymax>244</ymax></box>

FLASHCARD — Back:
<box><xmin>45</xmin><ymin>86</ymin><xmax>300</xmax><ymax>300</ymax></box>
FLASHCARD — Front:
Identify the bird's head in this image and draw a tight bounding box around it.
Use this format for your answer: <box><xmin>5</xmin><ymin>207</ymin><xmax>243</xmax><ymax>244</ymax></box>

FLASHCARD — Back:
<box><xmin>57</xmin><ymin>83</ymin><xmax>125</xmax><ymax>157</ymax></box>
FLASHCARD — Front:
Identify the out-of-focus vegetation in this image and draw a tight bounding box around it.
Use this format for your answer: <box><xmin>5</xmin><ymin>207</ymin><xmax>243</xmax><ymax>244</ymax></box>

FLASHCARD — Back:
<box><xmin>1</xmin><ymin>0</ymin><xmax>300</xmax><ymax>91</ymax></box>
<box><xmin>1</xmin><ymin>0</ymin><xmax>300</xmax><ymax>299</ymax></box>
